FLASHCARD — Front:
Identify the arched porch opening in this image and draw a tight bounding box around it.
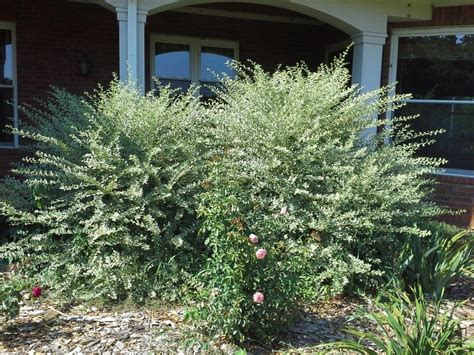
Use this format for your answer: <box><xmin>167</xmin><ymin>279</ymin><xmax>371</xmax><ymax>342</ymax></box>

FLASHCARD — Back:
<box><xmin>145</xmin><ymin>2</ymin><xmax>352</xmax><ymax>94</ymax></box>
<box><xmin>144</xmin><ymin>0</ymin><xmax>363</xmax><ymax>36</ymax></box>
<box><xmin>102</xmin><ymin>0</ymin><xmax>389</xmax><ymax>118</ymax></box>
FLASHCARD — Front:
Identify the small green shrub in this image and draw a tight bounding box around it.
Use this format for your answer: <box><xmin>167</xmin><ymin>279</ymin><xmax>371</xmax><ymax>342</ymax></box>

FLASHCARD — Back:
<box><xmin>393</xmin><ymin>224</ymin><xmax>473</xmax><ymax>296</ymax></box>
<box><xmin>319</xmin><ymin>287</ymin><xmax>470</xmax><ymax>354</ymax></box>
<box><xmin>190</xmin><ymin>164</ymin><xmax>312</xmax><ymax>341</ymax></box>
<box><xmin>0</xmin><ymin>273</ymin><xmax>29</xmax><ymax>319</ymax></box>
<box><xmin>0</xmin><ymin>283</ymin><xmax>20</xmax><ymax>320</ymax></box>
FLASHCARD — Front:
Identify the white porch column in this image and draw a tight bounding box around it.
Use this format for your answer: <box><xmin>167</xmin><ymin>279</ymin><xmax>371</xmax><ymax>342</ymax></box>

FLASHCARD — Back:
<box><xmin>351</xmin><ymin>32</ymin><xmax>386</xmax><ymax>92</ymax></box>
<box><xmin>117</xmin><ymin>7</ymin><xmax>128</xmax><ymax>81</ymax></box>
<box><xmin>351</xmin><ymin>32</ymin><xmax>387</xmax><ymax>138</ymax></box>
<box><xmin>127</xmin><ymin>0</ymin><xmax>138</xmax><ymax>82</ymax></box>
<box><xmin>137</xmin><ymin>9</ymin><xmax>148</xmax><ymax>94</ymax></box>
<box><xmin>112</xmin><ymin>0</ymin><xmax>147</xmax><ymax>92</ymax></box>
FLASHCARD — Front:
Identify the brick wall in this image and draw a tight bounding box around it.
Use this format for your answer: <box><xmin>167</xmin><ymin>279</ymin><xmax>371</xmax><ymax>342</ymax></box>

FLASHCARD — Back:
<box><xmin>433</xmin><ymin>175</ymin><xmax>474</xmax><ymax>228</ymax></box>
<box><xmin>0</xmin><ymin>0</ymin><xmax>118</xmax><ymax>175</ymax></box>
<box><xmin>383</xmin><ymin>5</ymin><xmax>474</xmax><ymax>228</ymax></box>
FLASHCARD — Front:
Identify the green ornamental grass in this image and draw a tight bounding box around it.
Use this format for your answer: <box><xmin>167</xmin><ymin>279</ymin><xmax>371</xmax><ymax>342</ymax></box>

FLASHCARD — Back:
<box><xmin>395</xmin><ymin>226</ymin><xmax>473</xmax><ymax>296</ymax></box>
<box><xmin>319</xmin><ymin>287</ymin><xmax>471</xmax><ymax>354</ymax></box>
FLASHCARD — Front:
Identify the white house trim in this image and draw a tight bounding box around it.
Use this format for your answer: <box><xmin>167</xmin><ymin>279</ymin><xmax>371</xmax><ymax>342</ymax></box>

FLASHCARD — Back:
<box><xmin>433</xmin><ymin>168</ymin><xmax>474</xmax><ymax>178</ymax></box>
<box><xmin>104</xmin><ymin>0</ymin><xmax>396</xmax><ymax>95</ymax></box>
<box><xmin>0</xmin><ymin>21</ymin><xmax>18</xmax><ymax>149</ymax></box>
<box><xmin>70</xmin><ymin>0</ymin><xmax>474</xmax><ymax>13</ymax></box>
<box><xmin>351</xmin><ymin>31</ymin><xmax>387</xmax><ymax>92</ymax></box>
<box><xmin>89</xmin><ymin>0</ymin><xmax>435</xmax><ymax>34</ymax></box>
<box><xmin>89</xmin><ymin>0</ymin><xmax>449</xmax><ymax>102</ymax></box>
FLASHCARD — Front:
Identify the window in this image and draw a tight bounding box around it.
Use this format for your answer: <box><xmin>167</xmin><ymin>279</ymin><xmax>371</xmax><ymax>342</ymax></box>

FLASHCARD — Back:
<box><xmin>389</xmin><ymin>28</ymin><xmax>474</xmax><ymax>172</ymax></box>
<box><xmin>150</xmin><ymin>34</ymin><xmax>239</xmax><ymax>98</ymax></box>
<box><xmin>0</xmin><ymin>22</ymin><xmax>17</xmax><ymax>147</ymax></box>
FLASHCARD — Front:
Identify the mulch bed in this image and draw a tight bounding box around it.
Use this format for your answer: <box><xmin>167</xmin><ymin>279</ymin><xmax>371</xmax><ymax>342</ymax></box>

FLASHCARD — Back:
<box><xmin>0</xmin><ymin>278</ymin><xmax>472</xmax><ymax>353</ymax></box>
<box><xmin>0</xmin><ymin>297</ymin><xmax>369</xmax><ymax>353</ymax></box>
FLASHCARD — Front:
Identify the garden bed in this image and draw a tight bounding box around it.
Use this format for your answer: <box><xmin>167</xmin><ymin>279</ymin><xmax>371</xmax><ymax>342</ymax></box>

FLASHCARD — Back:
<box><xmin>1</xmin><ymin>282</ymin><xmax>472</xmax><ymax>353</ymax></box>
<box><xmin>0</xmin><ymin>297</ymin><xmax>366</xmax><ymax>353</ymax></box>
<box><xmin>1</xmin><ymin>60</ymin><xmax>472</xmax><ymax>352</ymax></box>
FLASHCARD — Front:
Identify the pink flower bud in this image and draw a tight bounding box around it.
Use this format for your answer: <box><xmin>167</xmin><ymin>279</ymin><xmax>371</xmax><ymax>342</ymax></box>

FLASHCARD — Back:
<box><xmin>253</xmin><ymin>292</ymin><xmax>264</xmax><ymax>303</ymax></box>
<box><xmin>256</xmin><ymin>248</ymin><xmax>267</xmax><ymax>260</ymax></box>
<box><xmin>280</xmin><ymin>206</ymin><xmax>288</xmax><ymax>216</ymax></box>
<box><xmin>32</xmin><ymin>286</ymin><xmax>42</xmax><ymax>298</ymax></box>
<box><xmin>249</xmin><ymin>234</ymin><xmax>258</xmax><ymax>244</ymax></box>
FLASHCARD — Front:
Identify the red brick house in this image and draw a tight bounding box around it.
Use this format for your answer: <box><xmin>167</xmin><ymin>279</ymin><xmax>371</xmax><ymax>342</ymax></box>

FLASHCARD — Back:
<box><xmin>0</xmin><ymin>0</ymin><xmax>473</xmax><ymax>227</ymax></box>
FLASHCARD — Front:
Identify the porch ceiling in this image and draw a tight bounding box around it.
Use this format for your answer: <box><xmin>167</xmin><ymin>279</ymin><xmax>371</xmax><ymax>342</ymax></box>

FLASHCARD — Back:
<box><xmin>66</xmin><ymin>0</ymin><xmax>474</xmax><ymax>35</ymax></box>
<box><xmin>67</xmin><ymin>0</ymin><xmax>474</xmax><ymax>9</ymax></box>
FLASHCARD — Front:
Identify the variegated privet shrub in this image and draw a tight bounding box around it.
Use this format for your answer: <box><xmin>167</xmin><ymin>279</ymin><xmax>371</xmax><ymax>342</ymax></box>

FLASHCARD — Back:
<box><xmin>0</xmin><ymin>56</ymin><xmax>446</xmax><ymax>339</ymax></box>
<box><xmin>191</xmin><ymin>58</ymin><xmax>446</xmax><ymax>340</ymax></box>
<box><xmin>0</xmin><ymin>82</ymin><xmax>214</xmax><ymax>308</ymax></box>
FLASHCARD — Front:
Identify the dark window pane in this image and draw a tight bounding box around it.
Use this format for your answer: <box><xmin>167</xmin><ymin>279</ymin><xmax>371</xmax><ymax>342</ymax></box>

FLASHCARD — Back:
<box><xmin>0</xmin><ymin>87</ymin><xmax>14</xmax><ymax>144</ymax></box>
<box><xmin>199</xmin><ymin>81</ymin><xmax>224</xmax><ymax>100</ymax></box>
<box><xmin>156</xmin><ymin>78</ymin><xmax>191</xmax><ymax>93</ymax></box>
<box><xmin>154</xmin><ymin>42</ymin><xmax>190</xmax><ymax>79</ymax></box>
<box><xmin>397</xmin><ymin>35</ymin><xmax>474</xmax><ymax>100</ymax></box>
<box><xmin>0</xmin><ymin>29</ymin><xmax>13</xmax><ymax>86</ymax></box>
<box><xmin>200</xmin><ymin>46</ymin><xmax>235</xmax><ymax>82</ymax></box>
<box><xmin>398</xmin><ymin>103</ymin><xmax>474</xmax><ymax>170</ymax></box>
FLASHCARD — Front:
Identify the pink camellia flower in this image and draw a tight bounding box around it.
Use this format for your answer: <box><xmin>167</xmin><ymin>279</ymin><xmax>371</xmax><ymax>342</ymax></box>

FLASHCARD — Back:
<box><xmin>249</xmin><ymin>233</ymin><xmax>259</xmax><ymax>244</ymax></box>
<box><xmin>280</xmin><ymin>206</ymin><xmax>288</xmax><ymax>216</ymax></box>
<box><xmin>31</xmin><ymin>286</ymin><xmax>42</xmax><ymax>298</ymax></box>
<box><xmin>256</xmin><ymin>248</ymin><xmax>267</xmax><ymax>260</ymax></box>
<box><xmin>253</xmin><ymin>292</ymin><xmax>264</xmax><ymax>303</ymax></box>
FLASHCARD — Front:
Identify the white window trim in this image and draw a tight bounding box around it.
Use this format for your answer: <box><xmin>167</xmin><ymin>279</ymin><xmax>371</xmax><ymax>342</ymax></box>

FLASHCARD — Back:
<box><xmin>0</xmin><ymin>21</ymin><xmax>18</xmax><ymax>149</ymax></box>
<box><xmin>388</xmin><ymin>26</ymin><xmax>474</xmax><ymax>174</ymax></box>
<box><xmin>149</xmin><ymin>33</ymin><xmax>239</xmax><ymax>91</ymax></box>
<box><xmin>433</xmin><ymin>168</ymin><xmax>474</xmax><ymax>179</ymax></box>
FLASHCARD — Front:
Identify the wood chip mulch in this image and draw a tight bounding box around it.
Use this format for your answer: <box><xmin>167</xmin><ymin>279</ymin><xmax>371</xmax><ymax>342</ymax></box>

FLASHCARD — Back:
<box><xmin>0</xmin><ymin>278</ymin><xmax>472</xmax><ymax>353</ymax></box>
